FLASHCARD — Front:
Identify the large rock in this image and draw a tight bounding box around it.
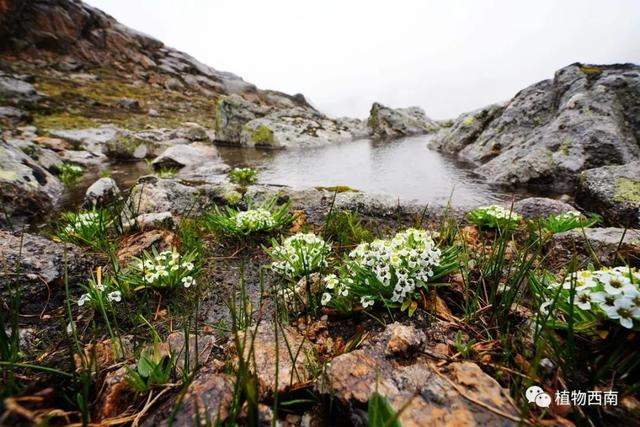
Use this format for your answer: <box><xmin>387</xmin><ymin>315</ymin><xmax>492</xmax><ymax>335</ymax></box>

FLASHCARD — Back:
<box><xmin>0</xmin><ymin>140</ymin><xmax>64</xmax><ymax>225</ymax></box>
<box><xmin>322</xmin><ymin>323</ymin><xmax>520</xmax><ymax>426</ymax></box>
<box><xmin>367</xmin><ymin>102</ymin><xmax>439</xmax><ymax>138</ymax></box>
<box><xmin>0</xmin><ymin>230</ymin><xmax>95</xmax><ymax>312</ymax></box>
<box><xmin>126</xmin><ymin>176</ymin><xmax>232</xmax><ymax>216</ymax></box>
<box><xmin>512</xmin><ymin>197</ymin><xmax>576</xmax><ymax>220</ymax></box>
<box><xmin>239</xmin><ymin>108</ymin><xmax>356</xmax><ymax>148</ymax></box>
<box><xmin>0</xmin><ymin>74</ymin><xmax>37</xmax><ymax>99</ymax></box>
<box><xmin>152</xmin><ymin>143</ymin><xmax>225</xmax><ymax>170</ymax></box>
<box><xmin>576</xmin><ymin>162</ymin><xmax>640</xmax><ymax>227</ymax></box>
<box><xmin>431</xmin><ymin>63</ymin><xmax>640</xmax><ymax>189</ymax></box>
<box><xmin>549</xmin><ymin>227</ymin><xmax>640</xmax><ymax>267</ymax></box>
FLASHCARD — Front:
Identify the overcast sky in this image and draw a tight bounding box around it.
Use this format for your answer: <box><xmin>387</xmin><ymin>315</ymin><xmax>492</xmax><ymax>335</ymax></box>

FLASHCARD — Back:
<box><xmin>87</xmin><ymin>0</ymin><xmax>640</xmax><ymax>119</ymax></box>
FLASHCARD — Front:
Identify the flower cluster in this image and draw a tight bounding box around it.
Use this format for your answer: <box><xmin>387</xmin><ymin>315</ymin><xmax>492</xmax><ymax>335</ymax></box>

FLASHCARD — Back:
<box><xmin>349</xmin><ymin>228</ymin><xmax>442</xmax><ymax>303</ymax></box>
<box><xmin>131</xmin><ymin>248</ymin><xmax>197</xmax><ymax>289</ymax></box>
<box><xmin>229</xmin><ymin>167</ymin><xmax>257</xmax><ymax>185</ymax></box>
<box><xmin>63</xmin><ymin>211</ymin><xmax>100</xmax><ymax>234</ymax></box>
<box><xmin>321</xmin><ymin>228</ymin><xmax>449</xmax><ymax>311</ymax></box>
<box><xmin>547</xmin><ymin>267</ymin><xmax>640</xmax><ymax>329</ymax></box>
<box><xmin>467</xmin><ymin>205</ymin><xmax>522</xmax><ymax>229</ymax></box>
<box><xmin>235</xmin><ymin>208</ymin><xmax>275</xmax><ymax>232</ymax></box>
<box><xmin>270</xmin><ymin>233</ymin><xmax>331</xmax><ymax>280</ymax></box>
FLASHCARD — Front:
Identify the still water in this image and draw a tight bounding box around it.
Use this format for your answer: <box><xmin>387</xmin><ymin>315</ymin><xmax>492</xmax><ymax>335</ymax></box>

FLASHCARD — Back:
<box><xmin>217</xmin><ymin>135</ymin><xmax>524</xmax><ymax>207</ymax></box>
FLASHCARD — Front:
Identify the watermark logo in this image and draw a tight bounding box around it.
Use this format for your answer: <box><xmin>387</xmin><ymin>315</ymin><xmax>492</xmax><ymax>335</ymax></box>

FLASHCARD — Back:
<box><xmin>526</xmin><ymin>386</ymin><xmax>552</xmax><ymax>408</ymax></box>
<box><xmin>526</xmin><ymin>386</ymin><xmax>618</xmax><ymax>407</ymax></box>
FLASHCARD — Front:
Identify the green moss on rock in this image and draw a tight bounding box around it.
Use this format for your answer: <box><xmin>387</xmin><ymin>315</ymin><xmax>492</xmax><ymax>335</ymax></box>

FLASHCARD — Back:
<box><xmin>315</xmin><ymin>185</ymin><xmax>360</xmax><ymax>193</ymax></box>
<box><xmin>251</xmin><ymin>125</ymin><xmax>274</xmax><ymax>145</ymax></box>
<box><xmin>613</xmin><ymin>177</ymin><xmax>640</xmax><ymax>203</ymax></box>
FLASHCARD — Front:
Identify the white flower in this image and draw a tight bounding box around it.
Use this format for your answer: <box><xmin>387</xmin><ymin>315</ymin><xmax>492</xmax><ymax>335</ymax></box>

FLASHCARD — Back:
<box><xmin>601</xmin><ymin>298</ymin><xmax>639</xmax><ymax>329</ymax></box>
<box><xmin>107</xmin><ymin>291</ymin><xmax>122</xmax><ymax>303</ymax></box>
<box><xmin>539</xmin><ymin>300</ymin><xmax>553</xmax><ymax>315</ymax></box>
<box><xmin>574</xmin><ymin>290</ymin><xmax>592</xmax><ymax>310</ymax></box>
<box><xmin>77</xmin><ymin>293</ymin><xmax>91</xmax><ymax>307</ymax></box>
<box><xmin>321</xmin><ymin>292</ymin><xmax>332</xmax><ymax>306</ymax></box>
<box><xmin>181</xmin><ymin>276</ymin><xmax>195</xmax><ymax>288</ymax></box>
<box><xmin>360</xmin><ymin>296</ymin><xmax>375</xmax><ymax>308</ymax></box>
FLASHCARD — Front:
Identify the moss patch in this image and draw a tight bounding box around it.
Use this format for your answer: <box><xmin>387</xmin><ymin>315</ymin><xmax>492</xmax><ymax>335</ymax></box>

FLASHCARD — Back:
<box><xmin>0</xmin><ymin>170</ymin><xmax>19</xmax><ymax>181</ymax></box>
<box><xmin>462</xmin><ymin>115</ymin><xmax>476</xmax><ymax>126</ymax></box>
<box><xmin>251</xmin><ymin>125</ymin><xmax>274</xmax><ymax>145</ymax></box>
<box><xmin>613</xmin><ymin>177</ymin><xmax>640</xmax><ymax>203</ymax></box>
<box><xmin>579</xmin><ymin>65</ymin><xmax>603</xmax><ymax>75</ymax></box>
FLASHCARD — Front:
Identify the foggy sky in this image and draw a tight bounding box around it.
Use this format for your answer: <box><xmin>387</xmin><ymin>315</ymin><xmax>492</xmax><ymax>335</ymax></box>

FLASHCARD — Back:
<box><xmin>86</xmin><ymin>0</ymin><xmax>640</xmax><ymax>120</ymax></box>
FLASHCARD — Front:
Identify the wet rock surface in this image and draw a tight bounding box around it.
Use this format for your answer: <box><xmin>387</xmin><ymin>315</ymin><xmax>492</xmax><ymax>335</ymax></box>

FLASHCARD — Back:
<box><xmin>576</xmin><ymin>161</ymin><xmax>640</xmax><ymax>227</ymax></box>
<box><xmin>323</xmin><ymin>323</ymin><xmax>519</xmax><ymax>427</ymax></box>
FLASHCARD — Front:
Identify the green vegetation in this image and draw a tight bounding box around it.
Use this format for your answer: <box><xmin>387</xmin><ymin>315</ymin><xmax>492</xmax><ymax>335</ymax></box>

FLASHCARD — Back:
<box><xmin>228</xmin><ymin>167</ymin><xmax>258</xmax><ymax>186</ymax></box>
<box><xmin>315</xmin><ymin>185</ymin><xmax>360</xmax><ymax>193</ymax></box>
<box><xmin>250</xmin><ymin>125</ymin><xmax>274</xmax><ymax>145</ymax></box>
<box><xmin>467</xmin><ymin>204</ymin><xmax>522</xmax><ymax>231</ymax></box>
<box><xmin>57</xmin><ymin>162</ymin><xmax>84</xmax><ymax>186</ymax></box>
<box><xmin>204</xmin><ymin>198</ymin><xmax>294</xmax><ymax>238</ymax></box>
<box><xmin>534</xmin><ymin>210</ymin><xmax>600</xmax><ymax>234</ymax></box>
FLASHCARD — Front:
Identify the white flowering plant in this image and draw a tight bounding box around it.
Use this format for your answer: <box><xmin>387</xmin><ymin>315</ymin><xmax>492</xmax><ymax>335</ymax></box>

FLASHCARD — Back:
<box><xmin>56</xmin><ymin>208</ymin><xmax>113</xmax><ymax>250</ymax></box>
<box><xmin>535</xmin><ymin>210</ymin><xmax>600</xmax><ymax>234</ymax></box>
<box><xmin>127</xmin><ymin>247</ymin><xmax>199</xmax><ymax>290</ymax></box>
<box><xmin>320</xmin><ymin>228</ymin><xmax>458</xmax><ymax>315</ymax></box>
<box><xmin>205</xmin><ymin>198</ymin><xmax>294</xmax><ymax>237</ymax></box>
<box><xmin>77</xmin><ymin>269</ymin><xmax>123</xmax><ymax>309</ymax></box>
<box><xmin>229</xmin><ymin>167</ymin><xmax>258</xmax><ymax>186</ymax></box>
<box><xmin>467</xmin><ymin>205</ymin><xmax>522</xmax><ymax>230</ymax></box>
<box><xmin>270</xmin><ymin>233</ymin><xmax>332</xmax><ymax>280</ymax></box>
<box><xmin>537</xmin><ymin>267</ymin><xmax>640</xmax><ymax>330</ymax></box>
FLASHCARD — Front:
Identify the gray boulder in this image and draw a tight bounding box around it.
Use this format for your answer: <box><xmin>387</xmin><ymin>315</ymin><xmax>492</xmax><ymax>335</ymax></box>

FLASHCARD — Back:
<box><xmin>0</xmin><ymin>106</ymin><xmax>30</xmax><ymax>122</ymax></box>
<box><xmin>431</xmin><ymin>63</ymin><xmax>640</xmax><ymax>189</ymax></box>
<box><xmin>84</xmin><ymin>177</ymin><xmax>121</xmax><ymax>207</ymax></box>
<box><xmin>576</xmin><ymin>162</ymin><xmax>640</xmax><ymax>227</ymax></box>
<box><xmin>367</xmin><ymin>102</ymin><xmax>439</xmax><ymax>139</ymax></box>
<box><xmin>512</xmin><ymin>197</ymin><xmax>577</xmax><ymax>220</ymax></box>
<box><xmin>126</xmin><ymin>176</ymin><xmax>233</xmax><ymax>216</ymax></box>
<box><xmin>0</xmin><ymin>140</ymin><xmax>64</xmax><ymax>225</ymax></box>
<box><xmin>549</xmin><ymin>227</ymin><xmax>640</xmax><ymax>267</ymax></box>
<box><xmin>151</xmin><ymin>143</ymin><xmax>229</xmax><ymax>182</ymax></box>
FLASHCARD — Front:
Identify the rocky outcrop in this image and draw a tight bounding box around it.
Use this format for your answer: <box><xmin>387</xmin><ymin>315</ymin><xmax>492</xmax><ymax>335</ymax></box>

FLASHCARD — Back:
<box><xmin>322</xmin><ymin>323</ymin><xmax>520</xmax><ymax>426</ymax></box>
<box><xmin>431</xmin><ymin>63</ymin><xmax>640</xmax><ymax>190</ymax></box>
<box><xmin>239</xmin><ymin>108</ymin><xmax>358</xmax><ymax>148</ymax></box>
<box><xmin>576</xmin><ymin>162</ymin><xmax>640</xmax><ymax>227</ymax></box>
<box><xmin>549</xmin><ymin>227</ymin><xmax>640</xmax><ymax>267</ymax></box>
<box><xmin>367</xmin><ymin>102</ymin><xmax>439</xmax><ymax>138</ymax></box>
<box><xmin>214</xmin><ymin>95</ymin><xmax>363</xmax><ymax>148</ymax></box>
<box><xmin>0</xmin><ymin>139</ymin><xmax>64</xmax><ymax>225</ymax></box>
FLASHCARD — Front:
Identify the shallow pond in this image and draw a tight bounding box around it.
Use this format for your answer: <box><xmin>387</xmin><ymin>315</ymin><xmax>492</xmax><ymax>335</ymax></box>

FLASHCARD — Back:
<box><xmin>217</xmin><ymin>135</ymin><xmax>530</xmax><ymax>207</ymax></box>
<box><xmin>63</xmin><ymin>135</ymin><xmax>541</xmax><ymax>213</ymax></box>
